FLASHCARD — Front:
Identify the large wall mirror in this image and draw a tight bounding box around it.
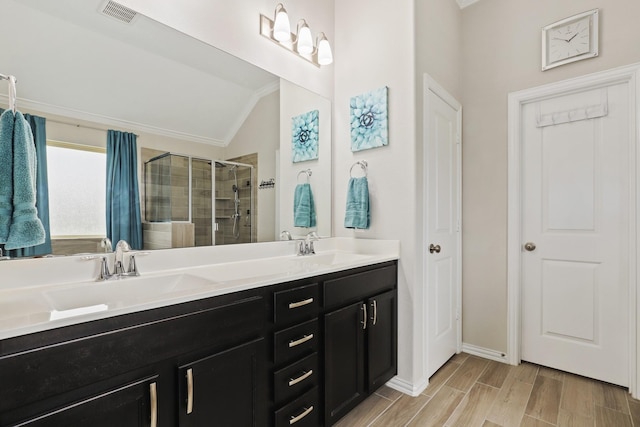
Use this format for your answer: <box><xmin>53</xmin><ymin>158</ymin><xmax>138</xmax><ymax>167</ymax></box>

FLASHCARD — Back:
<box><xmin>0</xmin><ymin>0</ymin><xmax>331</xmax><ymax>257</ymax></box>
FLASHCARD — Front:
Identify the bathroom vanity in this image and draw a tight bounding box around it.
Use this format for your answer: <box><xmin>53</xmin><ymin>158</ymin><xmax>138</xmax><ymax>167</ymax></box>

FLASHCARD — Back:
<box><xmin>0</xmin><ymin>239</ymin><xmax>398</xmax><ymax>427</ymax></box>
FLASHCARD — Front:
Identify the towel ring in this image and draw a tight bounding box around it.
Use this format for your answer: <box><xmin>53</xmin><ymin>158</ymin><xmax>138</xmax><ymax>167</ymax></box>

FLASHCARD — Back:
<box><xmin>297</xmin><ymin>169</ymin><xmax>312</xmax><ymax>183</ymax></box>
<box><xmin>350</xmin><ymin>160</ymin><xmax>368</xmax><ymax>178</ymax></box>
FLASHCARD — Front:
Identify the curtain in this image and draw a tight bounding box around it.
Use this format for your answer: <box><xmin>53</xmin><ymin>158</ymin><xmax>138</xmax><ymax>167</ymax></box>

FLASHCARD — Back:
<box><xmin>106</xmin><ymin>130</ymin><xmax>142</xmax><ymax>249</ymax></box>
<box><xmin>0</xmin><ymin>109</ymin><xmax>52</xmax><ymax>257</ymax></box>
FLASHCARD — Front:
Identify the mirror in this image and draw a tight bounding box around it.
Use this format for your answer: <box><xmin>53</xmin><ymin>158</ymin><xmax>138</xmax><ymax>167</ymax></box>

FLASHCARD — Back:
<box><xmin>0</xmin><ymin>0</ymin><xmax>331</xmax><ymax>256</ymax></box>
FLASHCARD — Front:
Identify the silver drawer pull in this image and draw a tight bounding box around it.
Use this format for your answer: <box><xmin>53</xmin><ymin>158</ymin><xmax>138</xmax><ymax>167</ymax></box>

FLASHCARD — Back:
<box><xmin>186</xmin><ymin>368</ymin><xmax>194</xmax><ymax>414</ymax></box>
<box><xmin>150</xmin><ymin>382</ymin><xmax>158</xmax><ymax>427</ymax></box>
<box><xmin>289</xmin><ymin>369</ymin><xmax>313</xmax><ymax>387</ymax></box>
<box><xmin>289</xmin><ymin>298</ymin><xmax>314</xmax><ymax>309</ymax></box>
<box><xmin>290</xmin><ymin>406</ymin><xmax>314</xmax><ymax>425</ymax></box>
<box><xmin>289</xmin><ymin>333</ymin><xmax>314</xmax><ymax>348</ymax></box>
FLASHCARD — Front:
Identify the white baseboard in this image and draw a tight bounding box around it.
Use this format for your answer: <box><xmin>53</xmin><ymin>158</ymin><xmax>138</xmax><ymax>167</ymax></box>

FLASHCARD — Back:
<box><xmin>385</xmin><ymin>376</ymin><xmax>427</xmax><ymax>397</ymax></box>
<box><xmin>462</xmin><ymin>343</ymin><xmax>510</xmax><ymax>364</ymax></box>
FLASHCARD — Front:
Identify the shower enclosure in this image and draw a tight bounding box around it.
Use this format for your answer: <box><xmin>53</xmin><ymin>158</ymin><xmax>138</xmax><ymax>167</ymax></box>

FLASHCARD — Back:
<box><xmin>143</xmin><ymin>153</ymin><xmax>253</xmax><ymax>249</ymax></box>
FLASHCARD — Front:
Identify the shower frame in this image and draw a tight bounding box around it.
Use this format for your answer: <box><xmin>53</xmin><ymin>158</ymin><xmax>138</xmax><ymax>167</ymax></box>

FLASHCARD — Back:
<box><xmin>143</xmin><ymin>152</ymin><xmax>254</xmax><ymax>246</ymax></box>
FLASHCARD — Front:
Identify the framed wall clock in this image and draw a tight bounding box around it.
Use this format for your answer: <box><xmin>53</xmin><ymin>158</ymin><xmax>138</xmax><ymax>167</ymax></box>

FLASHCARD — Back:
<box><xmin>541</xmin><ymin>9</ymin><xmax>599</xmax><ymax>71</ymax></box>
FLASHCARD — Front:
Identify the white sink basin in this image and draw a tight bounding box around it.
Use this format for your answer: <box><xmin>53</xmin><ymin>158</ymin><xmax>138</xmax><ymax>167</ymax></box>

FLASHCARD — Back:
<box><xmin>292</xmin><ymin>252</ymin><xmax>372</xmax><ymax>266</ymax></box>
<box><xmin>44</xmin><ymin>273</ymin><xmax>217</xmax><ymax>314</ymax></box>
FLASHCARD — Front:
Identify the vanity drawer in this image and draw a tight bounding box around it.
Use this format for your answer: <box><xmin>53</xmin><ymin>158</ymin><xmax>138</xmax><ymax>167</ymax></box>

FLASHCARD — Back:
<box><xmin>274</xmin><ymin>319</ymin><xmax>318</xmax><ymax>366</ymax></box>
<box><xmin>273</xmin><ymin>353</ymin><xmax>318</xmax><ymax>406</ymax></box>
<box><xmin>273</xmin><ymin>283</ymin><xmax>320</xmax><ymax>326</ymax></box>
<box><xmin>324</xmin><ymin>265</ymin><xmax>396</xmax><ymax>310</ymax></box>
<box><xmin>274</xmin><ymin>386</ymin><xmax>319</xmax><ymax>427</ymax></box>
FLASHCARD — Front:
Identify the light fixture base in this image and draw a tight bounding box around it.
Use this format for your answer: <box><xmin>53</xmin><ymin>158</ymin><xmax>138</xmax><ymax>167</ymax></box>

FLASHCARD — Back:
<box><xmin>260</xmin><ymin>14</ymin><xmax>321</xmax><ymax>68</ymax></box>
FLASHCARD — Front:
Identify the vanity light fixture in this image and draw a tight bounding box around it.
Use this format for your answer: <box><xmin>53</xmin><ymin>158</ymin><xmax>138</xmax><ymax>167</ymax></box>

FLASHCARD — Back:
<box><xmin>259</xmin><ymin>3</ymin><xmax>333</xmax><ymax>67</ymax></box>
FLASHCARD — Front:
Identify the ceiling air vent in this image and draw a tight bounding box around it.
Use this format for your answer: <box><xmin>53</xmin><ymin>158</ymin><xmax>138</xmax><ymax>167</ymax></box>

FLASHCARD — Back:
<box><xmin>100</xmin><ymin>1</ymin><xmax>138</xmax><ymax>24</ymax></box>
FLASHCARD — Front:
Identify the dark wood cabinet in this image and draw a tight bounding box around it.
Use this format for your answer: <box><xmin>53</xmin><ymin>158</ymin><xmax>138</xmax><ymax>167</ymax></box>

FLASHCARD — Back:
<box><xmin>323</xmin><ymin>268</ymin><xmax>398</xmax><ymax>426</ymax></box>
<box><xmin>0</xmin><ymin>260</ymin><xmax>397</xmax><ymax>427</ymax></box>
<box><xmin>324</xmin><ymin>302</ymin><xmax>366</xmax><ymax>425</ymax></box>
<box><xmin>16</xmin><ymin>376</ymin><xmax>158</xmax><ymax>427</ymax></box>
<box><xmin>177</xmin><ymin>338</ymin><xmax>266</xmax><ymax>427</ymax></box>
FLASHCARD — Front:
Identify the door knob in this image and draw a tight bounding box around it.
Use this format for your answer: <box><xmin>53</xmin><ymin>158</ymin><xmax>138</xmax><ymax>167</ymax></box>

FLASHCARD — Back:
<box><xmin>524</xmin><ymin>242</ymin><xmax>536</xmax><ymax>252</ymax></box>
<box><xmin>429</xmin><ymin>244</ymin><xmax>441</xmax><ymax>254</ymax></box>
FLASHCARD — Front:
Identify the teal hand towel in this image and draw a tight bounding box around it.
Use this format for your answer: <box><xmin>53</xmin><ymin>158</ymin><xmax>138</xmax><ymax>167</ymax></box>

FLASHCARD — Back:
<box><xmin>294</xmin><ymin>183</ymin><xmax>317</xmax><ymax>228</ymax></box>
<box><xmin>344</xmin><ymin>177</ymin><xmax>370</xmax><ymax>229</ymax></box>
<box><xmin>0</xmin><ymin>109</ymin><xmax>14</xmax><ymax>243</ymax></box>
<box><xmin>5</xmin><ymin>112</ymin><xmax>45</xmax><ymax>249</ymax></box>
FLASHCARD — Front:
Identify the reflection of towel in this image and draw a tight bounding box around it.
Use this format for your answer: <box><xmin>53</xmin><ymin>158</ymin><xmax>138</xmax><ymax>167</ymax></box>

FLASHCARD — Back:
<box><xmin>294</xmin><ymin>183</ymin><xmax>316</xmax><ymax>228</ymax></box>
<box><xmin>5</xmin><ymin>112</ymin><xmax>45</xmax><ymax>249</ymax></box>
<box><xmin>0</xmin><ymin>110</ymin><xmax>14</xmax><ymax>242</ymax></box>
<box><xmin>344</xmin><ymin>177</ymin><xmax>370</xmax><ymax>229</ymax></box>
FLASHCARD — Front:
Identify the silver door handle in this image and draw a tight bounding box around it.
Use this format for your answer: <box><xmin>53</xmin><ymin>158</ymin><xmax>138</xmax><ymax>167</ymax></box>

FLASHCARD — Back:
<box><xmin>361</xmin><ymin>303</ymin><xmax>367</xmax><ymax>330</ymax></box>
<box><xmin>186</xmin><ymin>368</ymin><xmax>194</xmax><ymax>414</ymax></box>
<box><xmin>289</xmin><ymin>334</ymin><xmax>314</xmax><ymax>348</ymax></box>
<box><xmin>371</xmin><ymin>300</ymin><xmax>378</xmax><ymax>326</ymax></box>
<box><xmin>289</xmin><ymin>369</ymin><xmax>313</xmax><ymax>387</ymax></box>
<box><xmin>429</xmin><ymin>244</ymin><xmax>441</xmax><ymax>254</ymax></box>
<box><xmin>524</xmin><ymin>242</ymin><xmax>536</xmax><ymax>252</ymax></box>
<box><xmin>150</xmin><ymin>382</ymin><xmax>158</xmax><ymax>427</ymax></box>
<box><xmin>289</xmin><ymin>298</ymin><xmax>314</xmax><ymax>309</ymax></box>
<box><xmin>290</xmin><ymin>406</ymin><xmax>314</xmax><ymax>425</ymax></box>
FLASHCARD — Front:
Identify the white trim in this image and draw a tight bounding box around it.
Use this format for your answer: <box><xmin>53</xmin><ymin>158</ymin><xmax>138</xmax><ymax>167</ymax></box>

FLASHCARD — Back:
<box><xmin>462</xmin><ymin>343</ymin><xmax>509</xmax><ymax>364</ymax></box>
<box><xmin>507</xmin><ymin>62</ymin><xmax>640</xmax><ymax>396</ymax></box>
<box><xmin>456</xmin><ymin>0</ymin><xmax>482</xmax><ymax>9</ymax></box>
<box><xmin>0</xmin><ymin>80</ymin><xmax>280</xmax><ymax>147</ymax></box>
<box><xmin>223</xmin><ymin>80</ymin><xmax>280</xmax><ymax>145</ymax></box>
<box><xmin>385</xmin><ymin>376</ymin><xmax>427</xmax><ymax>397</ymax></box>
<box><xmin>423</xmin><ymin>74</ymin><xmax>463</xmax><ymax>379</ymax></box>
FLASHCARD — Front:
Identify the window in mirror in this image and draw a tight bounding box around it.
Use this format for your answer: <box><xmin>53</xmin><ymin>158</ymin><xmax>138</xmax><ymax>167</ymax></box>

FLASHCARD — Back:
<box><xmin>47</xmin><ymin>141</ymin><xmax>106</xmax><ymax>252</ymax></box>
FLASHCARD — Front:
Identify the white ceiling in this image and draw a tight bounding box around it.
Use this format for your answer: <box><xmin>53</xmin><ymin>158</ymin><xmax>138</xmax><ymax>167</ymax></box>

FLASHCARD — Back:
<box><xmin>0</xmin><ymin>0</ymin><xmax>279</xmax><ymax>146</ymax></box>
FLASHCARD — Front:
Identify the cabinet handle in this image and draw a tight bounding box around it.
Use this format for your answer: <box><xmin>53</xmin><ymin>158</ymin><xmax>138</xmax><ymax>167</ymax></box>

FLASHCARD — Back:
<box><xmin>289</xmin><ymin>333</ymin><xmax>314</xmax><ymax>348</ymax></box>
<box><xmin>361</xmin><ymin>303</ymin><xmax>367</xmax><ymax>330</ymax></box>
<box><xmin>289</xmin><ymin>406</ymin><xmax>314</xmax><ymax>425</ymax></box>
<box><xmin>289</xmin><ymin>297</ymin><xmax>314</xmax><ymax>309</ymax></box>
<box><xmin>150</xmin><ymin>382</ymin><xmax>158</xmax><ymax>427</ymax></box>
<box><xmin>288</xmin><ymin>369</ymin><xmax>313</xmax><ymax>387</ymax></box>
<box><xmin>371</xmin><ymin>300</ymin><xmax>378</xmax><ymax>326</ymax></box>
<box><xmin>186</xmin><ymin>368</ymin><xmax>194</xmax><ymax>415</ymax></box>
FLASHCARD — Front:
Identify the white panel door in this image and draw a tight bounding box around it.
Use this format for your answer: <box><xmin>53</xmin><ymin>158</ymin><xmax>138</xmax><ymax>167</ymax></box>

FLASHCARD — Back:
<box><xmin>426</xmin><ymin>87</ymin><xmax>460</xmax><ymax>378</ymax></box>
<box><xmin>521</xmin><ymin>83</ymin><xmax>629</xmax><ymax>386</ymax></box>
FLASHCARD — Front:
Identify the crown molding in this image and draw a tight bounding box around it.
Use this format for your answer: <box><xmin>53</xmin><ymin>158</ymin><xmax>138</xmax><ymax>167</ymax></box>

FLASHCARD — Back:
<box><xmin>223</xmin><ymin>80</ymin><xmax>280</xmax><ymax>146</ymax></box>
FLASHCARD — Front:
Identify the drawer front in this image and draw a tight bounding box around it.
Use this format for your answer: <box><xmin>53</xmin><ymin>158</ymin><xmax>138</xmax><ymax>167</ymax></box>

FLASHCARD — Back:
<box><xmin>274</xmin><ymin>386</ymin><xmax>319</xmax><ymax>427</ymax></box>
<box><xmin>273</xmin><ymin>283</ymin><xmax>320</xmax><ymax>326</ymax></box>
<box><xmin>324</xmin><ymin>265</ymin><xmax>396</xmax><ymax>310</ymax></box>
<box><xmin>274</xmin><ymin>319</ymin><xmax>318</xmax><ymax>366</ymax></box>
<box><xmin>273</xmin><ymin>353</ymin><xmax>318</xmax><ymax>406</ymax></box>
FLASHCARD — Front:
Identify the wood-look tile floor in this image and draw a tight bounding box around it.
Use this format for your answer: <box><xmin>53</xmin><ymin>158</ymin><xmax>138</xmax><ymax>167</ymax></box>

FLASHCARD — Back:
<box><xmin>335</xmin><ymin>353</ymin><xmax>640</xmax><ymax>427</ymax></box>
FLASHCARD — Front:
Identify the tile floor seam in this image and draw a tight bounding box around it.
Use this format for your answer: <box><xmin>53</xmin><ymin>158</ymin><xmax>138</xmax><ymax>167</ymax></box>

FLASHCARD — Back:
<box><xmin>402</xmin><ymin>397</ymin><xmax>437</xmax><ymax>427</ymax></box>
<box><xmin>365</xmin><ymin>399</ymin><xmax>396</xmax><ymax>427</ymax></box>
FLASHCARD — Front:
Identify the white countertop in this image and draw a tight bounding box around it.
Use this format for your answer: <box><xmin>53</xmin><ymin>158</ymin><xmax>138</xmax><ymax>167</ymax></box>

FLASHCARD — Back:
<box><xmin>0</xmin><ymin>238</ymin><xmax>399</xmax><ymax>340</ymax></box>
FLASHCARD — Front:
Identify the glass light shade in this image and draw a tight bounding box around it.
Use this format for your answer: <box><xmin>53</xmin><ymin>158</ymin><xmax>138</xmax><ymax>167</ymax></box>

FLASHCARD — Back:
<box><xmin>317</xmin><ymin>35</ymin><xmax>333</xmax><ymax>65</ymax></box>
<box><xmin>273</xmin><ymin>5</ymin><xmax>291</xmax><ymax>42</ymax></box>
<box><xmin>296</xmin><ymin>23</ymin><xmax>313</xmax><ymax>55</ymax></box>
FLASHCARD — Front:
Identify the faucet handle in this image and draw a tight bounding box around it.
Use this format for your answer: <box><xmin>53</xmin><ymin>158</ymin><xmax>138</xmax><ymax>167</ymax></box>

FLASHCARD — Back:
<box><xmin>99</xmin><ymin>257</ymin><xmax>111</xmax><ymax>281</ymax></box>
<box><xmin>127</xmin><ymin>251</ymin><xmax>150</xmax><ymax>276</ymax></box>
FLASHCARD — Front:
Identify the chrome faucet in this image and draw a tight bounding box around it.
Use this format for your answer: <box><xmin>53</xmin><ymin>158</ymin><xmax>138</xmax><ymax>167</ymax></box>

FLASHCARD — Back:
<box><xmin>85</xmin><ymin>239</ymin><xmax>147</xmax><ymax>281</ymax></box>
<box><xmin>280</xmin><ymin>230</ymin><xmax>293</xmax><ymax>241</ymax></box>
<box><xmin>113</xmin><ymin>240</ymin><xmax>131</xmax><ymax>275</ymax></box>
<box><xmin>297</xmin><ymin>231</ymin><xmax>319</xmax><ymax>256</ymax></box>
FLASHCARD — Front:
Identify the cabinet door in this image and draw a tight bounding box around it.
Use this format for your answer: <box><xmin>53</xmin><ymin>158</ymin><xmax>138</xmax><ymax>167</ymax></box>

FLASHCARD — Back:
<box><xmin>367</xmin><ymin>289</ymin><xmax>397</xmax><ymax>392</ymax></box>
<box><xmin>16</xmin><ymin>376</ymin><xmax>158</xmax><ymax>427</ymax></box>
<box><xmin>177</xmin><ymin>338</ymin><xmax>266</xmax><ymax>427</ymax></box>
<box><xmin>324</xmin><ymin>301</ymin><xmax>366</xmax><ymax>426</ymax></box>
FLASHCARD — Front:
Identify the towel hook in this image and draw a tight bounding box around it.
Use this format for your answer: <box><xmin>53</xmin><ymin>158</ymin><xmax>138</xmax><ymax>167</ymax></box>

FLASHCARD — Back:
<box><xmin>1</xmin><ymin>74</ymin><xmax>17</xmax><ymax>113</ymax></box>
<box><xmin>350</xmin><ymin>160</ymin><xmax>368</xmax><ymax>178</ymax></box>
<box><xmin>297</xmin><ymin>169</ymin><xmax>312</xmax><ymax>183</ymax></box>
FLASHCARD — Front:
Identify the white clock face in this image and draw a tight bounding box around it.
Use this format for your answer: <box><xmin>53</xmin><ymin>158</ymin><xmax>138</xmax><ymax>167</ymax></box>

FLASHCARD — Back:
<box><xmin>548</xmin><ymin>16</ymin><xmax>590</xmax><ymax>63</ymax></box>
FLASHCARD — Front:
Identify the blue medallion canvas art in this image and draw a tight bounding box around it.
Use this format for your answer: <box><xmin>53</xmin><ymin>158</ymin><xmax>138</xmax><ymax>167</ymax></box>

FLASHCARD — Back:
<box><xmin>350</xmin><ymin>86</ymin><xmax>388</xmax><ymax>152</ymax></box>
<box><xmin>291</xmin><ymin>110</ymin><xmax>319</xmax><ymax>163</ymax></box>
